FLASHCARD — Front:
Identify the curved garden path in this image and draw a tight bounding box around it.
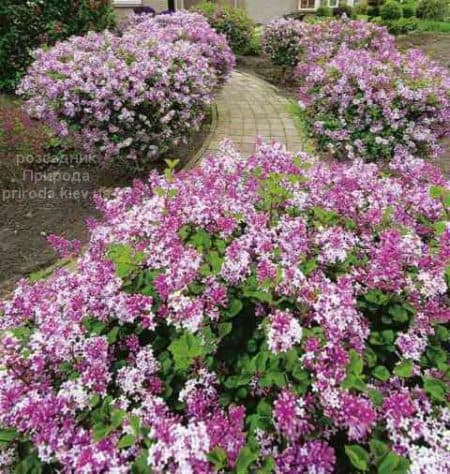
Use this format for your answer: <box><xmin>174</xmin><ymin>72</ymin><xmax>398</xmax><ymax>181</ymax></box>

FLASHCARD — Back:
<box><xmin>187</xmin><ymin>71</ymin><xmax>305</xmax><ymax>168</ymax></box>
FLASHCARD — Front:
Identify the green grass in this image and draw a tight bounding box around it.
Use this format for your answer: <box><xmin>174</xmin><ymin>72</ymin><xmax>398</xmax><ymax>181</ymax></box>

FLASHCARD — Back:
<box><xmin>286</xmin><ymin>100</ymin><xmax>315</xmax><ymax>154</ymax></box>
<box><xmin>417</xmin><ymin>20</ymin><xmax>450</xmax><ymax>32</ymax></box>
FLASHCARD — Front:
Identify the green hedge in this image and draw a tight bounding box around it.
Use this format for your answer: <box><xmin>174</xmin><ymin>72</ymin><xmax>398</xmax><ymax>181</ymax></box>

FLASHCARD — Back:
<box><xmin>380</xmin><ymin>1</ymin><xmax>403</xmax><ymax>20</ymax></box>
<box><xmin>0</xmin><ymin>0</ymin><xmax>115</xmax><ymax>92</ymax></box>
<box><xmin>416</xmin><ymin>0</ymin><xmax>449</xmax><ymax>21</ymax></box>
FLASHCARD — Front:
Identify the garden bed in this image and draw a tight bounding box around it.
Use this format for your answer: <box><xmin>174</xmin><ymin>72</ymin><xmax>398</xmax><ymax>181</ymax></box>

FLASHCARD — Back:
<box><xmin>0</xmin><ymin>95</ymin><xmax>211</xmax><ymax>295</ymax></box>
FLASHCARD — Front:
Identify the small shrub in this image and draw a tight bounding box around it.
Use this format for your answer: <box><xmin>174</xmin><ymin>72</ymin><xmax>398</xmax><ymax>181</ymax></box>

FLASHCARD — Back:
<box><xmin>382</xmin><ymin>16</ymin><xmax>419</xmax><ymax>34</ymax></box>
<box><xmin>294</xmin><ymin>19</ymin><xmax>395</xmax><ymax>74</ymax></box>
<box><xmin>246</xmin><ymin>26</ymin><xmax>263</xmax><ymax>56</ymax></box>
<box><xmin>261</xmin><ymin>19</ymin><xmax>306</xmax><ymax>68</ymax></box>
<box><xmin>263</xmin><ymin>19</ymin><xmax>394</xmax><ymax>71</ymax></box>
<box><xmin>380</xmin><ymin>1</ymin><xmax>403</xmax><ymax>20</ymax></box>
<box><xmin>354</xmin><ymin>1</ymin><xmax>369</xmax><ymax>15</ymax></box>
<box><xmin>402</xmin><ymin>3</ymin><xmax>416</xmax><ymax>18</ymax></box>
<box><xmin>191</xmin><ymin>2</ymin><xmax>254</xmax><ymax>54</ymax></box>
<box><xmin>316</xmin><ymin>6</ymin><xmax>332</xmax><ymax>17</ymax></box>
<box><xmin>416</xmin><ymin>0</ymin><xmax>449</xmax><ymax>21</ymax></box>
<box><xmin>0</xmin><ymin>0</ymin><xmax>115</xmax><ymax>92</ymax></box>
<box><xmin>367</xmin><ymin>0</ymin><xmax>385</xmax><ymax>17</ymax></box>
<box><xmin>0</xmin><ymin>140</ymin><xmax>449</xmax><ymax>472</ymax></box>
<box><xmin>333</xmin><ymin>5</ymin><xmax>355</xmax><ymax>18</ymax></box>
<box><xmin>299</xmin><ymin>46</ymin><xmax>450</xmax><ymax>161</ymax></box>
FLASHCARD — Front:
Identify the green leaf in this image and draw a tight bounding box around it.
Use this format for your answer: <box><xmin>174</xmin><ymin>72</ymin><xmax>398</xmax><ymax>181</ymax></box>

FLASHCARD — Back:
<box><xmin>388</xmin><ymin>305</ymin><xmax>410</xmax><ymax>323</ymax></box>
<box><xmin>168</xmin><ymin>333</ymin><xmax>205</xmax><ymax>371</ymax></box>
<box><xmin>224</xmin><ymin>298</ymin><xmax>243</xmax><ymax>319</ymax></box>
<box><xmin>434</xmin><ymin>221</ymin><xmax>447</xmax><ymax>235</ymax></box>
<box><xmin>110</xmin><ymin>409</ymin><xmax>126</xmax><ymax>430</ymax></box>
<box><xmin>93</xmin><ymin>423</ymin><xmax>109</xmax><ymax>442</ymax></box>
<box><xmin>218</xmin><ymin>322</ymin><xmax>233</xmax><ymax>338</ymax></box>
<box><xmin>393</xmin><ymin>360</ymin><xmax>413</xmax><ymax>378</ymax></box>
<box><xmin>207</xmin><ymin>447</ymin><xmax>228</xmax><ymax>470</ymax></box>
<box><xmin>378</xmin><ymin>451</ymin><xmax>400</xmax><ymax>474</ymax></box>
<box><xmin>348</xmin><ymin>349</ymin><xmax>364</xmax><ymax>375</ymax></box>
<box><xmin>430</xmin><ymin>185</ymin><xmax>443</xmax><ymax>199</ymax></box>
<box><xmin>345</xmin><ymin>445</ymin><xmax>370</xmax><ymax>471</ymax></box>
<box><xmin>243</xmin><ymin>289</ymin><xmax>273</xmax><ymax>303</ymax></box>
<box><xmin>107</xmin><ymin>326</ymin><xmax>120</xmax><ymax>344</ymax></box>
<box><xmin>207</xmin><ymin>251</ymin><xmax>223</xmax><ymax>274</ymax></box>
<box><xmin>131</xmin><ymin>449</ymin><xmax>150</xmax><ymax>474</ymax></box>
<box><xmin>260</xmin><ymin>456</ymin><xmax>276</xmax><ymax>473</ymax></box>
<box><xmin>423</xmin><ymin>376</ymin><xmax>447</xmax><ymax>402</ymax></box>
<box><xmin>372</xmin><ymin>365</ymin><xmax>390</xmax><ymax>382</ymax></box>
<box><xmin>189</xmin><ymin>229</ymin><xmax>212</xmax><ymax>250</ymax></box>
<box><xmin>342</xmin><ymin>374</ymin><xmax>367</xmax><ymax>392</ymax></box>
<box><xmin>0</xmin><ymin>428</ymin><xmax>18</xmax><ymax>444</ymax></box>
<box><xmin>118</xmin><ymin>434</ymin><xmax>136</xmax><ymax>449</ymax></box>
<box><xmin>369</xmin><ymin>439</ymin><xmax>389</xmax><ymax>462</ymax></box>
<box><xmin>255</xmin><ymin>352</ymin><xmax>269</xmax><ymax>372</ymax></box>
<box><xmin>367</xmin><ymin>388</ymin><xmax>384</xmax><ymax>407</ymax></box>
<box><xmin>236</xmin><ymin>446</ymin><xmax>258</xmax><ymax>474</ymax></box>
<box><xmin>107</xmin><ymin>244</ymin><xmax>145</xmax><ymax>279</ymax></box>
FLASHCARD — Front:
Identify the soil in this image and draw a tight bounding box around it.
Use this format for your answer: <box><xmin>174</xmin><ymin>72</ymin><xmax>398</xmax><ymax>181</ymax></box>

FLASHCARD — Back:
<box><xmin>0</xmin><ymin>96</ymin><xmax>210</xmax><ymax>295</ymax></box>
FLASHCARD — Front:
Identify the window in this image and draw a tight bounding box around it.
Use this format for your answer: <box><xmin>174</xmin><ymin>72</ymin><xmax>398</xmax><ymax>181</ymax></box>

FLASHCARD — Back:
<box><xmin>328</xmin><ymin>0</ymin><xmax>338</xmax><ymax>6</ymax></box>
<box><xmin>113</xmin><ymin>0</ymin><xmax>143</xmax><ymax>6</ymax></box>
<box><xmin>299</xmin><ymin>0</ymin><xmax>315</xmax><ymax>9</ymax></box>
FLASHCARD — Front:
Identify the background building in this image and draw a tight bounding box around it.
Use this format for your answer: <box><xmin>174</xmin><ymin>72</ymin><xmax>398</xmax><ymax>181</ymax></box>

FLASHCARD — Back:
<box><xmin>112</xmin><ymin>0</ymin><xmax>357</xmax><ymax>24</ymax></box>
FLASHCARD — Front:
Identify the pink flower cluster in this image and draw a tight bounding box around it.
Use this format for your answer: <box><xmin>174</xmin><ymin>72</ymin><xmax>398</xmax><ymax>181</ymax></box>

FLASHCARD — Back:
<box><xmin>262</xmin><ymin>18</ymin><xmax>394</xmax><ymax>69</ymax></box>
<box><xmin>300</xmin><ymin>44</ymin><xmax>450</xmax><ymax>161</ymax></box>
<box><xmin>17</xmin><ymin>12</ymin><xmax>234</xmax><ymax>163</ymax></box>
<box><xmin>0</xmin><ymin>140</ymin><xmax>448</xmax><ymax>472</ymax></box>
<box><xmin>122</xmin><ymin>11</ymin><xmax>235</xmax><ymax>83</ymax></box>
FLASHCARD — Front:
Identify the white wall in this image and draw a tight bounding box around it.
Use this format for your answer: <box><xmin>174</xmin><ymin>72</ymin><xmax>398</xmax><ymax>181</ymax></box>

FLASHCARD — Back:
<box><xmin>243</xmin><ymin>0</ymin><xmax>298</xmax><ymax>24</ymax></box>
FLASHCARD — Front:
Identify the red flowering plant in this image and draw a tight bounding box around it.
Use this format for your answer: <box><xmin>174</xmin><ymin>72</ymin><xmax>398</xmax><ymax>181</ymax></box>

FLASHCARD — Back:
<box><xmin>0</xmin><ymin>141</ymin><xmax>448</xmax><ymax>472</ymax></box>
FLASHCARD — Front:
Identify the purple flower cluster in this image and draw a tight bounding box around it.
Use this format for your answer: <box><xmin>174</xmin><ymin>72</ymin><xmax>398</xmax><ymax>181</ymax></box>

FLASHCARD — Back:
<box><xmin>17</xmin><ymin>12</ymin><xmax>234</xmax><ymax>163</ymax></box>
<box><xmin>262</xmin><ymin>18</ymin><xmax>394</xmax><ymax>69</ymax></box>
<box><xmin>0</xmin><ymin>140</ymin><xmax>448</xmax><ymax>472</ymax></box>
<box><xmin>300</xmin><ymin>44</ymin><xmax>450</xmax><ymax>161</ymax></box>
<box><xmin>122</xmin><ymin>11</ymin><xmax>235</xmax><ymax>83</ymax></box>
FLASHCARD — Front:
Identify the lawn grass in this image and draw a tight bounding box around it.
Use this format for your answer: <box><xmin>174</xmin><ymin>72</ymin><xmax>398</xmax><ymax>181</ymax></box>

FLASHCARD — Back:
<box><xmin>417</xmin><ymin>20</ymin><xmax>450</xmax><ymax>33</ymax></box>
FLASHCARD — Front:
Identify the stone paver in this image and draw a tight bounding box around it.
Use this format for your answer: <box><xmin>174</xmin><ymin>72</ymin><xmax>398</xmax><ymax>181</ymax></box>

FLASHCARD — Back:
<box><xmin>187</xmin><ymin>71</ymin><xmax>305</xmax><ymax>168</ymax></box>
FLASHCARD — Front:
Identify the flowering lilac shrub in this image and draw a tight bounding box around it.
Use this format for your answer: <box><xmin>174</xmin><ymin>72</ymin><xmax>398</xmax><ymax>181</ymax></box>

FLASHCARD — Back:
<box><xmin>261</xmin><ymin>19</ymin><xmax>307</xmax><ymax>68</ymax></box>
<box><xmin>17</xmin><ymin>12</ymin><xmax>234</xmax><ymax>164</ymax></box>
<box><xmin>122</xmin><ymin>11</ymin><xmax>235</xmax><ymax>83</ymax></box>
<box><xmin>262</xmin><ymin>18</ymin><xmax>395</xmax><ymax>70</ymax></box>
<box><xmin>0</xmin><ymin>140</ymin><xmax>449</xmax><ymax>472</ymax></box>
<box><xmin>299</xmin><ymin>46</ymin><xmax>450</xmax><ymax>161</ymax></box>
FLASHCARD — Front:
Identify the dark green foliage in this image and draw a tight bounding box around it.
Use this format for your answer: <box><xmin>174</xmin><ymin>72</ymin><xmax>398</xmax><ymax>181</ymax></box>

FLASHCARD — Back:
<box><xmin>380</xmin><ymin>1</ymin><xmax>403</xmax><ymax>20</ymax></box>
<box><xmin>402</xmin><ymin>3</ymin><xmax>416</xmax><ymax>18</ymax></box>
<box><xmin>368</xmin><ymin>0</ymin><xmax>385</xmax><ymax>17</ymax></box>
<box><xmin>333</xmin><ymin>4</ymin><xmax>355</xmax><ymax>18</ymax></box>
<box><xmin>416</xmin><ymin>0</ymin><xmax>449</xmax><ymax>20</ymax></box>
<box><xmin>0</xmin><ymin>0</ymin><xmax>115</xmax><ymax>92</ymax></box>
<box><xmin>191</xmin><ymin>2</ymin><xmax>254</xmax><ymax>54</ymax></box>
<box><xmin>381</xmin><ymin>16</ymin><xmax>419</xmax><ymax>34</ymax></box>
<box><xmin>316</xmin><ymin>6</ymin><xmax>333</xmax><ymax>17</ymax></box>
